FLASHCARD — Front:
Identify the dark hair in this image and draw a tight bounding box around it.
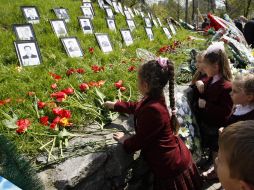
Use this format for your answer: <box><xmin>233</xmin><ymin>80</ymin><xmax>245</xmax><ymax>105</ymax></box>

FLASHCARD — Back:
<box><xmin>219</xmin><ymin>120</ymin><xmax>254</xmax><ymax>185</ymax></box>
<box><xmin>138</xmin><ymin>59</ymin><xmax>180</xmax><ymax>133</ymax></box>
<box><xmin>203</xmin><ymin>50</ymin><xmax>232</xmax><ymax>81</ymax></box>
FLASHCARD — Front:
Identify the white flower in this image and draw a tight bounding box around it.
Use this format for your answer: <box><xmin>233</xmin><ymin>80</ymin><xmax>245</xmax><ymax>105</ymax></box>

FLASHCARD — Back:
<box><xmin>178</xmin><ymin>127</ymin><xmax>189</xmax><ymax>138</ymax></box>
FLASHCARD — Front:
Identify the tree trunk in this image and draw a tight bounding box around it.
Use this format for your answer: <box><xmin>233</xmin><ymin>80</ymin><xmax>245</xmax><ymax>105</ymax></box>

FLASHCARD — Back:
<box><xmin>245</xmin><ymin>0</ymin><xmax>252</xmax><ymax>17</ymax></box>
<box><xmin>185</xmin><ymin>0</ymin><xmax>189</xmax><ymax>23</ymax></box>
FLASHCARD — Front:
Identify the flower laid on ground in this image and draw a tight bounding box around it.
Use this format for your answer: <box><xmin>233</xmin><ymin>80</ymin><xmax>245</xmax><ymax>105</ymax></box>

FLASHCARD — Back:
<box><xmin>89</xmin><ymin>47</ymin><xmax>94</xmax><ymax>54</ymax></box>
<box><xmin>0</xmin><ymin>98</ymin><xmax>11</xmax><ymax>106</ymax></box>
<box><xmin>91</xmin><ymin>65</ymin><xmax>105</xmax><ymax>73</ymax></box>
<box><xmin>51</xmin><ymin>91</ymin><xmax>67</xmax><ymax>102</ymax></box>
<box><xmin>119</xmin><ymin>86</ymin><xmax>126</xmax><ymax>91</ymax></box>
<box><xmin>49</xmin><ymin>72</ymin><xmax>62</xmax><ymax>81</ymax></box>
<box><xmin>61</xmin><ymin>87</ymin><xmax>74</xmax><ymax>95</ymax></box>
<box><xmin>158</xmin><ymin>40</ymin><xmax>181</xmax><ymax>54</ymax></box>
<box><xmin>88</xmin><ymin>80</ymin><xmax>106</xmax><ymax>88</ymax></box>
<box><xmin>66</xmin><ymin>68</ymin><xmax>86</xmax><ymax>76</ymax></box>
<box><xmin>37</xmin><ymin>101</ymin><xmax>46</xmax><ymax>109</ymax></box>
<box><xmin>40</xmin><ymin>116</ymin><xmax>49</xmax><ymax>126</ymax></box>
<box><xmin>114</xmin><ymin>80</ymin><xmax>123</xmax><ymax>89</ymax></box>
<box><xmin>128</xmin><ymin>66</ymin><xmax>136</xmax><ymax>72</ymax></box>
<box><xmin>51</xmin><ymin>83</ymin><xmax>57</xmax><ymax>89</ymax></box>
<box><xmin>27</xmin><ymin>91</ymin><xmax>35</xmax><ymax>96</ymax></box>
<box><xmin>16</xmin><ymin>119</ymin><xmax>31</xmax><ymax>134</ymax></box>
<box><xmin>79</xmin><ymin>83</ymin><xmax>89</xmax><ymax>92</ymax></box>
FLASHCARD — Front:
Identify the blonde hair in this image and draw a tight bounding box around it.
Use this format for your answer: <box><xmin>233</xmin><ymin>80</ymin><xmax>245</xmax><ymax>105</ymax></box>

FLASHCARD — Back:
<box><xmin>203</xmin><ymin>50</ymin><xmax>232</xmax><ymax>81</ymax></box>
<box><xmin>191</xmin><ymin>51</ymin><xmax>205</xmax><ymax>85</ymax></box>
<box><xmin>233</xmin><ymin>74</ymin><xmax>254</xmax><ymax>96</ymax></box>
<box><xmin>219</xmin><ymin>120</ymin><xmax>254</xmax><ymax>185</ymax></box>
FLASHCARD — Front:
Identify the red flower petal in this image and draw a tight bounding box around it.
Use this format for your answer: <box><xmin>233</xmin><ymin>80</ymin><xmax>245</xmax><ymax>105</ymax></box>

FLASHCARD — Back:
<box><xmin>40</xmin><ymin>116</ymin><xmax>49</xmax><ymax>126</ymax></box>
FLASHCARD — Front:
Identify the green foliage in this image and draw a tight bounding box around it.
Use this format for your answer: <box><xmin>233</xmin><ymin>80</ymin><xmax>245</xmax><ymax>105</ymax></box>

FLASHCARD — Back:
<box><xmin>0</xmin><ymin>0</ymin><xmax>206</xmax><ymax>158</ymax></box>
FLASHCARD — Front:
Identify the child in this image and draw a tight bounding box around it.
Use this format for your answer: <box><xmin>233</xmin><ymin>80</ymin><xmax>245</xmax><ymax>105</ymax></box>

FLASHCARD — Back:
<box><xmin>194</xmin><ymin>42</ymin><xmax>233</xmax><ymax>178</ymax></box>
<box><xmin>226</xmin><ymin>74</ymin><xmax>254</xmax><ymax>125</ymax></box>
<box><xmin>216</xmin><ymin>120</ymin><xmax>254</xmax><ymax>190</ymax></box>
<box><xmin>191</xmin><ymin>50</ymin><xmax>206</xmax><ymax>85</ymax></box>
<box><xmin>104</xmin><ymin>58</ymin><xmax>202</xmax><ymax>190</ymax></box>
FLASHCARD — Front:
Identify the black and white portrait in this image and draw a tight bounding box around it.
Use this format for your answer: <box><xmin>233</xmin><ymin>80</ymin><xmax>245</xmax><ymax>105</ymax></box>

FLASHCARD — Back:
<box><xmin>14</xmin><ymin>41</ymin><xmax>41</xmax><ymax>66</ymax></box>
<box><xmin>126</xmin><ymin>19</ymin><xmax>135</xmax><ymax>31</ymax></box>
<box><xmin>117</xmin><ymin>2</ymin><xmax>124</xmax><ymax>15</ymax></box>
<box><xmin>120</xmin><ymin>29</ymin><xmax>133</xmax><ymax>46</ymax></box>
<box><xmin>163</xmin><ymin>27</ymin><xmax>172</xmax><ymax>39</ymax></box>
<box><xmin>81</xmin><ymin>7</ymin><xmax>94</xmax><ymax>19</ymax></box>
<box><xmin>95</xmin><ymin>33</ymin><xmax>113</xmax><ymax>53</ymax></box>
<box><xmin>157</xmin><ymin>17</ymin><xmax>162</xmax><ymax>27</ymax></box>
<box><xmin>53</xmin><ymin>8</ymin><xmax>70</xmax><ymax>23</ymax></box>
<box><xmin>168</xmin><ymin>23</ymin><xmax>176</xmax><ymax>35</ymax></box>
<box><xmin>79</xmin><ymin>18</ymin><xmax>93</xmax><ymax>34</ymax></box>
<box><xmin>105</xmin><ymin>8</ymin><xmax>114</xmax><ymax>18</ymax></box>
<box><xmin>128</xmin><ymin>8</ymin><xmax>134</xmax><ymax>18</ymax></box>
<box><xmin>82</xmin><ymin>3</ymin><xmax>95</xmax><ymax>15</ymax></box>
<box><xmin>112</xmin><ymin>1</ymin><xmax>120</xmax><ymax>13</ymax></box>
<box><xmin>50</xmin><ymin>20</ymin><xmax>68</xmax><ymax>37</ymax></box>
<box><xmin>145</xmin><ymin>27</ymin><xmax>154</xmax><ymax>41</ymax></box>
<box><xmin>13</xmin><ymin>24</ymin><xmax>36</xmax><ymax>41</ymax></box>
<box><xmin>106</xmin><ymin>18</ymin><xmax>116</xmax><ymax>31</ymax></box>
<box><xmin>21</xmin><ymin>6</ymin><xmax>40</xmax><ymax>24</ymax></box>
<box><xmin>124</xmin><ymin>10</ymin><xmax>132</xmax><ymax>20</ymax></box>
<box><xmin>144</xmin><ymin>17</ymin><xmax>152</xmax><ymax>27</ymax></box>
<box><xmin>61</xmin><ymin>37</ymin><xmax>83</xmax><ymax>58</ymax></box>
<box><xmin>98</xmin><ymin>0</ymin><xmax>104</xmax><ymax>9</ymax></box>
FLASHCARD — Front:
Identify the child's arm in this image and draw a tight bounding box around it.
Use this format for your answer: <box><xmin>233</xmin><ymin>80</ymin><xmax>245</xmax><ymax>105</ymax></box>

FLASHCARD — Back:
<box><xmin>122</xmin><ymin>106</ymin><xmax>164</xmax><ymax>153</ymax></box>
<box><xmin>108</xmin><ymin>101</ymin><xmax>139</xmax><ymax>114</ymax></box>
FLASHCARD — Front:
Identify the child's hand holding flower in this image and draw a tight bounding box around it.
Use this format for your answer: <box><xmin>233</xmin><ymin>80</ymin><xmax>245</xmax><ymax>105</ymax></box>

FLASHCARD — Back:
<box><xmin>196</xmin><ymin>80</ymin><xmax>204</xmax><ymax>93</ymax></box>
<box><xmin>113</xmin><ymin>132</ymin><xmax>130</xmax><ymax>144</ymax></box>
<box><xmin>103</xmin><ymin>101</ymin><xmax>116</xmax><ymax>110</ymax></box>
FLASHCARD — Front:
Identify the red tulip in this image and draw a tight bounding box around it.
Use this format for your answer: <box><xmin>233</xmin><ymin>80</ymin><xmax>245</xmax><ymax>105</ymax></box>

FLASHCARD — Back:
<box><xmin>114</xmin><ymin>80</ymin><xmax>123</xmax><ymax>89</ymax></box>
<box><xmin>28</xmin><ymin>91</ymin><xmax>35</xmax><ymax>96</ymax></box>
<box><xmin>51</xmin><ymin>91</ymin><xmax>67</xmax><ymax>102</ymax></box>
<box><xmin>97</xmin><ymin>80</ymin><xmax>106</xmax><ymax>87</ymax></box>
<box><xmin>79</xmin><ymin>83</ymin><xmax>89</xmax><ymax>92</ymax></box>
<box><xmin>49</xmin><ymin>72</ymin><xmax>62</xmax><ymax>81</ymax></box>
<box><xmin>50</xmin><ymin>122</ymin><xmax>57</xmax><ymax>129</ymax></box>
<box><xmin>40</xmin><ymin>116</ymin><xmax>49</xmax><ymax>126</ymax></box>
<box><xmin>61</xmin><ymin>87</ymin><xmax>74</xmax><ymax>95</ymax></box>
<box><xmin>53</xmin><ymin>116</ymin><xmax>61</xmax><ymax>124</ymax></box>
<box><xmin>61</xmin><ymin>109</ymin><xmax>71</xmax><ymax>118</ymax></box>
<box><xmin>38</xmin><ymin>101</ymin><xmax>46</xmax><ymax>109</ymax></box>
<box><xmin>77</xmin><ymin>68</ymin><xmax>85</xmax><ymax>74</ymax></box>
<box><xmin>66</xmin><ymin>68</ymin><xmax>76</xmax><ymax>76</ymax></box>
<box><xmin>53</xmin><ymin>107</ymin><xmax>63</xmax><ymax>115</ymax></box>
<box><xmin>89</xmin><ymin>47</ymin><xmax>94</xmax><ymax>54</ymax></box>
<box><xmin>128</xmin><ymin>66</ymin><xmax>136</xmax><ymax>72</ymax></box>
<box><xmin>16</xmin><ymin>119</ymin><xmax>30</xmax><ymax>134</ymax></box>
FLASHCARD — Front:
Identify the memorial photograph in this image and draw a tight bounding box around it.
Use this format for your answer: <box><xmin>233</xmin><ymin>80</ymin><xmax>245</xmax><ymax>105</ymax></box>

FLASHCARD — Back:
<box><xmin>79</xmin><ymin>18</ymin><xmax>93</xmax><ymax>34</ymax></box>
<box><xmin>120</xmin><ymin>29</ymin><xmax>133</xmax><ymax>46</ymax></box>
<box><xmin>21</xmin><ymin>6</ymin><xmax>40</xmax><ymax>24</ymax></box>
<box><xmin>145</xmin><ymin>27</ymin><xmax>154</xmax><ymax>41</ymax></box>
<box><xmin>126</xmin><ymin>19</ymin><xmax>135</xmax><ymax>31</ymax></box>
<box><xmin>14</xmin><ymin>41</ymin><xmax>41</xmax><ymax>66</ymax></box>
<box><xmin>95</xmin><ymin>33</ymin><xmax>113</xmax><ymax>53</ymax></box>
<box><xmin>53</xmin><ymin>8</ymin><xmax>70</xmax><ymax>22</ymax></box>
<box><xmin>106</xmin><ymin>18</ymin><xmax>116</xmax><ymax>31</ymax></box>
<box><xmin>163</xmin><ymin>27</ymin><xmax>172</xmax><ymax>39</ymax></box>
<box><xmin>61</xmin><ymin>37</ymin><xmax>83</xmax><ymax>57</ymax></box>
<box><xmin>50</xmin><ymin>19</ymin><xmax>68</xmax><ymax>37</ymax></box>
<box><xmin>13</xmin><ymin>24</ymin><xmax>36</xmax><ymax>41</ymax></box>
<box><xmin>81</xmin><ymin>7</ymin><xmax>94</xmax><ymax>19</ymax></box>
<box><xmin>144</xmin><ymin>17</ymin><xmax>152</xmax><ymax>27</ymax></box>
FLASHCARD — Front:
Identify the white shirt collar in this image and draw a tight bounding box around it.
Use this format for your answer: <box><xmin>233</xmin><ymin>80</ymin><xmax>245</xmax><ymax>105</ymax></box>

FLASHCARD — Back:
<box><xmin>211</xmin><ymin>74</ymin><xmax>222</xmax><ymax>84</ymax></box>
<box><xmin>233</xmin><ymin>104</ymin><xmax>254</xmax><ymax>116</ymax></box>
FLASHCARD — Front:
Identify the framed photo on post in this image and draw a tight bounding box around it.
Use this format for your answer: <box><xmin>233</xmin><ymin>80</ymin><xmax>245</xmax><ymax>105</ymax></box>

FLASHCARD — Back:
<box><xmin>50</xmin><ymin>19</ymin><xmax>68</xmax><ymax>37</ymax></box>
<box><xmin>79</xmin><ymin>17</ymin><xmax>93</xmax><ymax>34</ymax></box>
<box><xmin>144</xmin><ymin>17</ymin><xmax>152</xmax><ymax>27</ymax></box>
<box><xmin>112</xmin><ymin>1</ymin><xmax>120</xmax><ymax>13</ymax></box>
<box><xmin>163</xmin><ymin>27</ymin><xmax>172</xmax><ymax>39</ymax></box>
<box><xmin>105</xmin><ymin>0</ymin><xmax>112</xmax><ymax>6</ymax></box>
<box><xmin>105</xmin><ymin>8</ymin><xmax>114</xmax><ymax>18</ymax></box>
<box><xmin>124</xmin><ymin>10</ymin><xmax>132</xmax><ymax>20</ymax></box>
<box><xmin>126</xmin><ymin>19</ymin><xmax>136</xmax><ymax>31</ymax></box>
<box><xmin>157</xmin><ymin>17</ymin><xmax>162</xmax><ymax>27</ymax></box>
<box><xmin>120</xmin><ymin>29</ymin><xmax>133</xmax><ymax>46</ymax></box>
<box><xmin>82</xmin><ymin>2</ymin><xmax>95</xmax><ymax>15</ymax></box>
<box><xmin>145</xmin><ymin>27</ymin><xmax>154</xmax><ymax>41</ymax></box>
<box><xmin>61</xmin><ymin>37</ymin><xmax>83</xmax><ymax>58</ymax></box>
<box><xmin>14</xmin><ymin>40</ymin><xmax>42</xmax><ymax>66</ymax></box>
<box><xmin>98</xmin><ymin>0</ymin><xmax>104</xmax><ymax>9</ymax></box>
<box><xmin>80</xmin><ymin>7</ymin><xmax>94</xmax><ymax>19</ymax></box>
<box><xmin>106</xmin><ymin>18</ymin><xmax>116</xmax><ymax>31</ymax></box>
<box><xmin>53</xmin><ymin>8</ymin><xmax>70</xmax><ymax>22</ymax></box>
<box><xmin>168</xmin><ymin>22</ymin><xmax>176</xmax><ymax>35</ymax></box>
<box><xmin>21</xmin><ymin>6</ymin><xmax>40</xmax><ymax>24</ymax></box>
<box><xmin>127</xmin><ymin>8</ymin><xmax>134</xmax><ymax>18</ymax></box>
<box><xmin>13</xmin><ymin>24</ymin><xmax>36</xmax><ymax>41</ymax></box>
<box><xmin>95</xmin><ymin>33</ymin><xmax>113</xmax><ymax>53</ymax></box>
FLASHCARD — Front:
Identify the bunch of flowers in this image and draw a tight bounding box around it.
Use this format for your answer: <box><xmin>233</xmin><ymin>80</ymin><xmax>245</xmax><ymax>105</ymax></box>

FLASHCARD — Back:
<box><xmin>114</xmin><ymin>80</ymin><xmax>126</xmax><ymax>91</ymax></box>
<box><xmin>158</xmin><ymin>40</ymin><xmax>181</xmax><ymax>54</ymax></box>
<box><xmin>91</xmin><ymin>65</ymin><xmax>105</xmax><ymax>73</ymax></box>
<box><xmin>66</xmin><ymin>68</ymin><xmax>86</xmax><ymax>76</ymax></box>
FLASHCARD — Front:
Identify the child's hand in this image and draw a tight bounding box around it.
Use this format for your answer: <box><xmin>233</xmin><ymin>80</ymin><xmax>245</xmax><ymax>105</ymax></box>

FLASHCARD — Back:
<box><xmin>103</xmin><ymin>101</ymin><xmax>116</xmax><ymax>110</ymax></box>
<box><xmin>113</xmin><ymin>132</ymin><xmax>130</xmax><ymax>144</ymax></box>
<box><xmin>198</xmin><ymin>98</ymin><xmax>206</xmax><ymax>108</ymax></box>
<box><xmin>196</xmin><ymin>80</ymin><xmax>204</xmax><ymax>93</ymax></box>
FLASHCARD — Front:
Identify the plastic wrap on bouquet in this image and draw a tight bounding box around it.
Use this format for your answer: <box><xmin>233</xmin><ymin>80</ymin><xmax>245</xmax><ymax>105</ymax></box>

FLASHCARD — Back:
<box><xmin>136</xmin><ymin>48</ymin><xmax>157</xmax><ymax>63</ymax></box>
<box><xmin>0</xmin><ymin>176</ymin><xmax>21</xmax><ymax>190</ymax></box>
<box><xmin>174</xmin><ymin>86</ymin><xmax>202</xmax><ymax>161</ymax></box>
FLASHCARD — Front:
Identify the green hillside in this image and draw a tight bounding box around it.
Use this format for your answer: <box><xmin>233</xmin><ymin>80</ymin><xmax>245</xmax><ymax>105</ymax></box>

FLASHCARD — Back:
<box><xmin>0</xmin><ymin>0</ymin><xmax>206</xmax><ymax>157</ymax></box>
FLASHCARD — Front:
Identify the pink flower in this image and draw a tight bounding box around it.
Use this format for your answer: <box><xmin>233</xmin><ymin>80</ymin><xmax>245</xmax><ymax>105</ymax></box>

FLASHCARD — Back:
<box><xmin>120</xmin><ymin>86</ymin><xmax>126</xmax><ymax>91</ymax></box>
<box><xmin>28</xmin><ymin>91</ymin><xmax>35</xmax><ymax>96</ymax></box>
<box><xmin>51</xmin><ymin>83</ymin><xmax>57</xmax><ymax>89</ymax></box>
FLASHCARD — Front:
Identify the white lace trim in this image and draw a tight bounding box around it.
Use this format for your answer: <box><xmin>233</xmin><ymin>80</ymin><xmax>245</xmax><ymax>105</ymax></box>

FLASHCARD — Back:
<box><xmin>233</xmin><ymin>104</ymin><xmax>254</xmax><ymax>116</ymax></box>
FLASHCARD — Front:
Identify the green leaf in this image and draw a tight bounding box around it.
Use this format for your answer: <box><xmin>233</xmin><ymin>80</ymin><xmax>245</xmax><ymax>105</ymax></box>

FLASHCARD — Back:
<box><xmin>94</xmin><ymin>87</ymin><xmax>106</xmax><ymax>104</ymax></box>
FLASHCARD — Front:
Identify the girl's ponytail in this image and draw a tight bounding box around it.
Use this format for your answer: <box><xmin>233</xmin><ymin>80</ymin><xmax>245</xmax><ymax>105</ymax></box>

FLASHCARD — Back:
<box><xmin>167</xmin><ymin>61</ymin><xmax>180</xmax><ymax>134</ymax></box>
<box><xmin>219</xmin><ymin>50</ymin><xmax>232</xmax><ymax>81</ymax></box>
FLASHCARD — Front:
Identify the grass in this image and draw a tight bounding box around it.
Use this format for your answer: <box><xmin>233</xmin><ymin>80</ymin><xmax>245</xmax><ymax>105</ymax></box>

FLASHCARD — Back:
<box><xmin>0</xmin><ymin>0</ymin><xmax>207</xmax><ymax>159</ymax></box>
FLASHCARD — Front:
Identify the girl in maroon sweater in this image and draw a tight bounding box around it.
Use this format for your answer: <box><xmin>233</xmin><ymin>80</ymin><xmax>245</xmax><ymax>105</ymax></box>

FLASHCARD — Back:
<box><xmin>104</xmin><ymin>59</ymin><xmax>202</xmax><ymax>190</ymax></box>
<box><xmin>194</xmin><ymin>42</ymin><xmax>233</xmax><ymax>179</ymax></box>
